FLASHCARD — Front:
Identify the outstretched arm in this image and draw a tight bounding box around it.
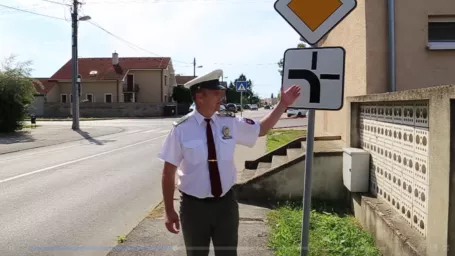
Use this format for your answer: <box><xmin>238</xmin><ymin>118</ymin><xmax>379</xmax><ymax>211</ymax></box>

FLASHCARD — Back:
<box><xmin>258</xmin><ymin>101</ymin><xmax>287</xmax><ymax>136</ymax></box>
<box><xmin>259</xmin><ymin>85</ymin><xmax>301</xmax><ymax>136</ymax></box>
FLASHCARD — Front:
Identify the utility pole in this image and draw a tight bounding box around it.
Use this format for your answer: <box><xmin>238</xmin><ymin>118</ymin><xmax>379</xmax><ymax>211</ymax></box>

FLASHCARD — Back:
<box><xmin>193</xmin><ymin>57</ymin><xmax>196</xmax><ymax>77</ymax></box>
<box><xmin>71</xmin><ymin>0</ymin><xmax>80</xmax><ymax>130</ymax></box>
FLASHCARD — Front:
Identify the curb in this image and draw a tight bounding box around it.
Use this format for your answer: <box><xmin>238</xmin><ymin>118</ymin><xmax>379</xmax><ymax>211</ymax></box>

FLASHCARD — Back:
<box><xmin>146</xmin><ymin>200</ymin><xmax>165</xmax><ymax>219</ymax></box>
<box><xmin>279</xmin><ymin>116</ymin><xmax>307</xmax><ymax>120</ymax></box>
<box><xmin>272</xmin><ymin>125</ymin><xmax>307</xmax><ymax>130</ymax></box>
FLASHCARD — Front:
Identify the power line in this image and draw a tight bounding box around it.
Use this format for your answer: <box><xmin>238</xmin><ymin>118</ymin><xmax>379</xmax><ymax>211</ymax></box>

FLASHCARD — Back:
<box><xmin>1</xmin><ymin>2</ymin><xmax>281</xmax><ymax>67</ymax></box>
<box><xmin>84</xmin><ymin>19</ymin><xmax>280</xmax><ymax>67</ymax></box>
<box><xmin>87</xmin><ymin>0</ymin><xmax>271</xmax><ymax>4</ymax></box>
<box><xmin>0</xmin><ymin>3</ymin><xmax>67</xmax><ymax>21</ymax></box>
<box><xmin>40</xmin><ymin>0</ymin><xmax>71</xmax><ymax>6</ymax></box>
<box><xmin>85</xmin><ymin>19</ymin><xmax>191</xmax><ymax>65</ymax></box>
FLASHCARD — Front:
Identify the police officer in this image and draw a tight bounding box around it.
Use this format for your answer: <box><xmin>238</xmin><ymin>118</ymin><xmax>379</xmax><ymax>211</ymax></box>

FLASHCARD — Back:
<box><xmin>158</xmin><ymin>69</ymin><xmax>300</xmax><ymax>256</ymax></box>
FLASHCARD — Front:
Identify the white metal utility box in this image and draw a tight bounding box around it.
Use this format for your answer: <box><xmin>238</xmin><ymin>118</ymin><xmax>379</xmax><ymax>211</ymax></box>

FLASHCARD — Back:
<box><xmin>342</xmin><ymin>147</ymin><xmax>370</xmax><ymax>192</ymax></box>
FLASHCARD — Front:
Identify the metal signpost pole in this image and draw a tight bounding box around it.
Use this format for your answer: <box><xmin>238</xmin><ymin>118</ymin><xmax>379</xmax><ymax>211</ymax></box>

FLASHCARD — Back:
<box><xmin>240</xmin><ymin>91</ymin><xmax>243</xmax><ymax>117</ymax></box>
<box><xmin>236</xmin><ymin>81</ymin><xmax>246</xmax><ymax>117</ymax></box>
<box><xmin>301</xmin><ymin>112</ymin><xmax>315</xmax><ymax>256</ymax></box>
<box><xmin>299</xmin><ymin>43</ymin><xmax>315</xmax><ymax>256</ymax></box>
<box><xmin>273</xmin><ymin>0</ymin><xmax>356</xmax><ymax>255</ymax></box>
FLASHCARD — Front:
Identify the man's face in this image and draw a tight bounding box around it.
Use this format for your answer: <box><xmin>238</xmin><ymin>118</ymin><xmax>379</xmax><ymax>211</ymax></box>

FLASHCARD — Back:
<box><xmin>196</xmin><ymin>89</ymin><xmax>225</xmax><ymax>112</ymax></box>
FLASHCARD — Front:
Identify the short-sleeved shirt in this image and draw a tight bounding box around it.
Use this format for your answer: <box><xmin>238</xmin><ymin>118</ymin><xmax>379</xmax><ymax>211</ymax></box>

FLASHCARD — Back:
<box><xmin>157</xmin><ymin>110</ymin><xmax>261</xmax><ymax>198</ymax></box>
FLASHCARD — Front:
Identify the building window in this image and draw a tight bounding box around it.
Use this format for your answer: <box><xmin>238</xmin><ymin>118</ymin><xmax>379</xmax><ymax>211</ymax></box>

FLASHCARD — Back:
<box><xmin>105</xmin><ymin>93</ymin><xmax>113</xmax><ymax>103</ymax></box>
<box><xmin>86</xmin><ymin>93</ymin><xmax>94</xmax><ymax>102</ymax></box>
<box><xmin>428</xmin><ymin>16</ymin><xmax>455</xmax><ymax>50</ymax></box>
<box><xmin>164</xmin><ymin>95</ymin><xmax>167</xmax><ymax>103</ymax></box>
<box><xmin>70</xmin><ymin>94</ymin><xmax>73</xmax><ymax>103</ymax></box>
<box><xmin>61</xmin><ymin>94</ymin><xmax>67</xmax><ymax>103</ymax></box>
<box><xmin>165</xmin><ymin>75</ymin><xmax>168</xmax><ymax>86</ymax></box>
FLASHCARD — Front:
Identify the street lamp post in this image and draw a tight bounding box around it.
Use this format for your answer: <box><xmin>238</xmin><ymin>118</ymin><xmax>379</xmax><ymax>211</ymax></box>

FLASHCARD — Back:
<box><xmin>71</xmin><ymin>0</ymin><xmax>90</xmax><ymax>130</ymax></box>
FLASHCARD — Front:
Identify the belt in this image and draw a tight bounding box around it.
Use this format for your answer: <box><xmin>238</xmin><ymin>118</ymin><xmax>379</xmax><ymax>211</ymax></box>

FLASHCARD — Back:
<box><xmin>179</xmin><ymin>189</ymin><xmax>232</xmax><ymax>202</ymax></box>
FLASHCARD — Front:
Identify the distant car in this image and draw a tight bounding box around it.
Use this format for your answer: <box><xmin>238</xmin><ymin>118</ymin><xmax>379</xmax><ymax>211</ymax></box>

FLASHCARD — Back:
<box><xmin>226</xmin><ymin>103</ymin><xmax>237</xmax><ymax>113</ymax></box>
<box><xmin>243</xmin><ymin>104</ymin><xmax>250</xmax><ymax>110</ymax></box>
<box><xmin>264</xmin><ymin>105</ymin><xmax>271</xmax><ymax>109</ymax></box>
<box><xmin>287</xmin><ymin>108</ymin><xmax>307</xmax><ymax>117</ymax></box>
<box><xmin>236</xmin><ymin>104</ymin><xmax>242</xmax><ymax>112</ymax></box>
<box><xmin>250</xmin><ymin>104</ymin><xmax>258</xmax><ymax>110</ymax></box>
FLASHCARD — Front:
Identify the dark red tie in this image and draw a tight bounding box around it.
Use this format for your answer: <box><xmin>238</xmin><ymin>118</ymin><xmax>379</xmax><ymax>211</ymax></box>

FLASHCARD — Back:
<box><xmin>205</xmin><ymin>118</ymin><xmax>222</xmax><ymax>197</ymax></box>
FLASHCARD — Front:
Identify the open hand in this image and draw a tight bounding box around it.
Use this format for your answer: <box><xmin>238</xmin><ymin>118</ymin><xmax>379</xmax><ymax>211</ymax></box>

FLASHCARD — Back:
<box><xmin>280</xmin><ymin>85</ymin><xmax>301</xmax><ymax>107</ymax></box>
<box><xmin>165</xmin><ymin>210</ymin><xmax>180</xmax><ymax>234</ymax></box>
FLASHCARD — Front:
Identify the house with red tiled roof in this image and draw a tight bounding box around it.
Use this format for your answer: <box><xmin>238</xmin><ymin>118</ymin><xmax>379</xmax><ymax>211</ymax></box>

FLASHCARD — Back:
<box><xmin>175</xmin><ymin>75</ymin><xmax>197</xmax><ymax>86</ymax></box>
<box><xmin>45</xmin><ymin>52</ymin><xmax>176</xmax><ymax>104</ymax></box>
<box><xmin>32</xmin><ymin>78</ymin><xmax>57</xmax><ymax>96</ymax></box>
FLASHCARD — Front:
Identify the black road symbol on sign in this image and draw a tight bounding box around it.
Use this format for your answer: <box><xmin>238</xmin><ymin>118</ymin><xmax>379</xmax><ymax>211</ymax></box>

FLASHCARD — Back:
<box><xmin>288</xmin><ymin>51</ymin><xmax>341</xmax><ymax>103</ymax></box>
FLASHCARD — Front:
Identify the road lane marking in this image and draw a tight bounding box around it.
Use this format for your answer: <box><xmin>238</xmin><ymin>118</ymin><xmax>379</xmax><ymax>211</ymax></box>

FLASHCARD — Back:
<box><xmin>0</xmin><ymin>144</ymin><xmax>82</xmax><ymax>163</ymax></box>
<box><xmin>0</xmin><ymin>134</ymin><xmax>167</xmax><ymax>184</ymax></box>
<box><xmin>0</xmin><ymin>127</ymin><xmax>170</xmax><ymax>163</ymax></box>
<box><xmin>123</xmin><ymin>129</ymin><xmax>142</xmax><ymax>134</ymax></box>
<box><xmin>143</xmin><ymin>129</ymin><xmax>159</xmax><ymax>133</ymax></box>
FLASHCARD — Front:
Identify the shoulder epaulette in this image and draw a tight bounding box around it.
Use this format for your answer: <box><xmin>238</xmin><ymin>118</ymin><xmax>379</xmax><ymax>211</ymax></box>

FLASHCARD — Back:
<box><xmin>173</xmin><ymin>114</ymin><xmax>190</xmax><ymax>126</ymax></box>
<box><xmin>217</xmin><ymin>111</ymin><xmax>235</xmax><ymax>118</ymax></box>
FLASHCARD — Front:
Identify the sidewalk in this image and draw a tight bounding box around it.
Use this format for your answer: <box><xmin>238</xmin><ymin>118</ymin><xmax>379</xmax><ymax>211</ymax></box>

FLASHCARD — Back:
<box><xmin>0</xmin><ymin>125</ymin><xmax>124</xmax><ymax>154</ymax></box>
<box><xmin>107</xmin><ymin>190</ymin><xmax>273</xmax><ymax>256</ymax></box>
<box><xmin>106</xmin><ymin>137</ymin><xmax>273</xmax><ymax>256</ymax></box>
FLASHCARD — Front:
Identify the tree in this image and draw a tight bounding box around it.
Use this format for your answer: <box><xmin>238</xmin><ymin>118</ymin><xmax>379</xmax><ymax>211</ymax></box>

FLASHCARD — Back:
<box><xmin>278</xmin><ymin>42</ymin><xmax>306</xmax><ymax>77</ymax></box>
<box><xmin>0</xmin><ymin>55</ymin><xmax>39</xmax><ymax>133</ymax></box>
<box><xmin>225</xmin><ymin>74</ymin><xmax>257</xmax><ymax>104</ymax></box>
<box><xmin>172</xmin><ymin>85</ymin><xmax>192</xmax><ymax>103</ymax></box>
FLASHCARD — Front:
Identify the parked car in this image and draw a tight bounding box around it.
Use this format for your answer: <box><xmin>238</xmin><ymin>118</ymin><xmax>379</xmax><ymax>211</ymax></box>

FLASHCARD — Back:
<box><xmin>189</xmin><ymin>103</ymin><xmax>226</xmax><ymax>113</ymax></box>
<box><xmin>226</xmin><ymin>103</ymin><xmax>237</xmax><ymax>113</ymax></box>
<box><xmin>264</xmin><ymin>105</ymin><xmax>271</xmax><ymax>109</ymax></box>
<box><xmin>250</xmin><ymin>104</ymin><xmax>258</xmax><ymax>110</ymax></box>
<box><xmin>188</xmin><ymin>103</ymin><xmax>195</xmax><ymax>112</ymax></box>
<box><xmin>236</xmin><ymin>104</ymin><xmax>242</xmax><ymax>112</ymax></box>
<box><xmin>243</xmin><ymin>104</ymin><xmax>250</xmax><ymax>110</ymax></box>
<box><xmin>286</xmin><ymin>108</ymin><xmax>307</xmax><ymax>117</ymax></box>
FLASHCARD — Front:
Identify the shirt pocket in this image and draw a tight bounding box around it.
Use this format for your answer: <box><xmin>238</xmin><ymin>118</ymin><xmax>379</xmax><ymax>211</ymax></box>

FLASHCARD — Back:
<box><xmin>182</xmin><ymin>140</ymin><xmax>206</xmax><ymax>164</ymax></box>
<box><xmin>218</xmin><ymin>137</ymin><xmax>236</xmax><ymax>161</ymax></box>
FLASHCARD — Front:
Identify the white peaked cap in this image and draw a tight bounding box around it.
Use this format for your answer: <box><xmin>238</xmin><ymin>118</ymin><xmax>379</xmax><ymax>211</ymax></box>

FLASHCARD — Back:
<box><xmin>184</xmin><ymin>69</ymin><xmax>225</xmax><ymax>91</ymax></box>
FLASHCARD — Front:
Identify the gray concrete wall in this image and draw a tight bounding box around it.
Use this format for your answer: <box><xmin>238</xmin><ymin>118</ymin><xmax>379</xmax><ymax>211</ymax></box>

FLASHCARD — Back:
<box><xmin>351</xmin><ymin>194</ymin><xmax>426</xmax><ymax>256</ymax></box>
<box><xmin>348</xmin><ymin>84</ymin><xmax>455</xmax><ymax>256</ymax></box>
<box><xmin>236</xmin><ymin>152</ymin><xmax>347</xmax><ymax>202</ymax></box>
<box><xmin>43</xmin><ymin>103</ymin><xmax>165</xmax><ymax>117</ymax></box>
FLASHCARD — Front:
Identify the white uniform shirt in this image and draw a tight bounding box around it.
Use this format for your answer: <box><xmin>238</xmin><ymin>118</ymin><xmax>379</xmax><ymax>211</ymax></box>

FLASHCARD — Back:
<box><xmin>157</xmin><ymin>110</ymin><xmax>261</xmax><ymax>198</ymax></box>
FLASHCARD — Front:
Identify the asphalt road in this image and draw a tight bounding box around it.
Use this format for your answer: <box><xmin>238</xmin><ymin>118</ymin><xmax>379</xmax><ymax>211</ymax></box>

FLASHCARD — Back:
<box><xmin>1</xmin><ymin>109</ymin><xmax>302</xmax><ymax>256</ymax></box>
<box><xmin>0</xmin><ymin>118</ymin><xmax>176</xmax><ymax>256</ymax></box>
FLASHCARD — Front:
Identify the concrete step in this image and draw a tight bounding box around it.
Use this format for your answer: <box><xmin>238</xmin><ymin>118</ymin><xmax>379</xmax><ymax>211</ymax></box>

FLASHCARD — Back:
<box><xmin>257</xmin><ymin>162</ymin><xmax>271</xmax><ymax>169</ymax></box>
<box><xmin>240</xmin><ymin>169</ymin><xmax>256</xmax><ymax>182</ymax></box>
<box><xmin>253</xmin><ymin>167</ymin><xmax>270</xmax><ymax>178</ymax></box>
<box><xmin>271</xmin><ymin>155</ymin><xmax>288</xmax><ymax>169</ymax></box>
<box><xmin>301</xmin><ymin>140</ymin><xmax>307</xmax><ymax>150</ymax></box>
<box><xmin>287</xmin><ymin>148</ymin><xmax>304</xmax><ymax>160</ymax></box>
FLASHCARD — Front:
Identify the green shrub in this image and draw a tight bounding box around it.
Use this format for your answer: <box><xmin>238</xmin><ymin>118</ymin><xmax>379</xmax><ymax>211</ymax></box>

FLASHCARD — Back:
<box><xmin>0</xmin><ymin>55</ymin><xmax>39</xmax><ymax>133</ymax></box>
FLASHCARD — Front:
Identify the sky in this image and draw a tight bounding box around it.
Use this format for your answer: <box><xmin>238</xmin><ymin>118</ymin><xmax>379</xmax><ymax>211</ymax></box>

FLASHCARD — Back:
<box><xmin>0</xmin><ymin>0</ymin><xmax>303</xmax><ymax>99</ymax></box>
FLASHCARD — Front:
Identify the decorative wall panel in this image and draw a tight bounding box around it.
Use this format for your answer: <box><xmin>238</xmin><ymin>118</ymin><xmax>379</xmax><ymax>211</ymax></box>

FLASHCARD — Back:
<box><xmin>359</xmin><ymin>101</ymin><xmax>429</xmax><ymax>237</ymax></box>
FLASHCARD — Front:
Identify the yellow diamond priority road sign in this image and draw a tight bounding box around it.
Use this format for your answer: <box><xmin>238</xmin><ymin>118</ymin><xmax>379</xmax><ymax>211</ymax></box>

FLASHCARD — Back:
<box><xmin>274</xmin><ymin>0</ymin><xmax>357</xmax><ymax>45</ymax></box>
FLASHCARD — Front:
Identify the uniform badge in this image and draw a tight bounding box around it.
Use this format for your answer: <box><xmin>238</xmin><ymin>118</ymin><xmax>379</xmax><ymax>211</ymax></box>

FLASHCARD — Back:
<box><xmin>222</xmin><ymin>126</ymin><xmax>232</xmax><ymax>139</ymax></box>
<box><xmin>243</xmin><ymin>118</ymin><xmax>255</xmax><ymax>125</ymax></box>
